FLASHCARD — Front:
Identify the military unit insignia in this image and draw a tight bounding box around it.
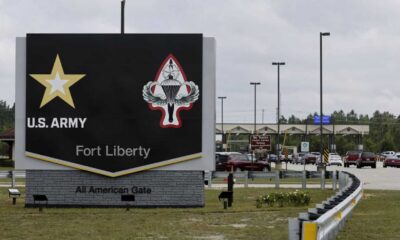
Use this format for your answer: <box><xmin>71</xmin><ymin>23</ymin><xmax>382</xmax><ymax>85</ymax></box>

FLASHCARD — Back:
<box><xmin>143</xmin><ymin>54</ymin><xmax>200</xmax><ymax>128</ymax></box>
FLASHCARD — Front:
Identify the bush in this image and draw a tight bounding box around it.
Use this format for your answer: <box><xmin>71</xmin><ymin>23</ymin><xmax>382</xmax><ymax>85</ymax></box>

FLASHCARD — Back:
<box><xmin>256</xmin><ymin>190</ymin><xmax>310</xmax><ymax>208</ymax></box>
<box><xmin>0</xmin><ymin>159</ymin><xmax>14</xmax><ymax>167</ymax></box>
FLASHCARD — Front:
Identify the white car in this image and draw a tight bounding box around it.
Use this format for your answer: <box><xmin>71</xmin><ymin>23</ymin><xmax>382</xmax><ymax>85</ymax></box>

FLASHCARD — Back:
<box><xmin>327</xmin><ymin>153</ymin><xmax>343</xmax><ymax>166</ymax></box>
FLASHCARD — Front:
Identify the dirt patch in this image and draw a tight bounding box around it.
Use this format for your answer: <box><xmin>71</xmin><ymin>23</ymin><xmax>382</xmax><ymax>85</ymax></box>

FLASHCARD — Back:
<box><xmin>363</xmin><ymin>193</ymin><xmax>375</xmax><ymax>199</ymax></box>
<box><xmin>189</xmin><ymin>218</ymin><xmax>202</xmax><ymax>222</ymax></box>
<box><xmin>230</xmin><ymin>224</ymin><xmax>247</xmax><ymax>228</ymax></box>
<box><xmin>193</xmin><ymin>235</ymin><xmax>225</xmax><ymax>240</ymax></box>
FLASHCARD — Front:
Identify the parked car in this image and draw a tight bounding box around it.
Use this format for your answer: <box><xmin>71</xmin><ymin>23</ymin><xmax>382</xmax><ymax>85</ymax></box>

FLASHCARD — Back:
<box><xmin>311</xmin><ymin>152</ymin><xmax>321</xmax><ymax>164</ymax></box>
<box><xmin>382</xmin><ymin>151</ymin><xmax>395</xmax><ymax>157</ymax></box>
<box><xmin>356</xmin><ymin>152</ymin><xmax>377</xmax><ymax>168</ymax></box>
<box><xmin>268</xmin><ymin>154</ymin><xmax>277</xmax><ymax>163</ymax></box>
<box><xmin>383</xmin><ymin>156</ymin><xmax>400</xmax><ymax>168</ymax></box>
<box><xmin>344</xmin><ymin>150</ymin><xmax>361</xmax><ymax>167</ymax></box>
<box><xmin>215</xmin><ymin>152</ymin><xmax>242</xmax><ymax>171</ymax></box>
<box><xmin>302</xmin><ymin>153</ymin><xmax>317</xmax><ymax>165</ymax></box>
<box><xmin>380</xmin><ymin>151</ymin><xmax>396</xmax><ymax>161</ymax></box>
<box><xmin>268</xmin><ymin>153</ymin><xmax>286</xmax><ymax>163</ymax></box>
<box><xmin>327</xmin><ymin>153</ymin><xmax>343</xmax><ymax>166</ymax></box>
<box><xmin>247</xmin><ymin>153</ymin><xmax>256</xmax><ymax>161</ymax></box>
<box><xmin>293</xmin><ymin>152</ymin><xmax>306</xmax><ymax>164</ymax></box>
<box><xmin>225</xmin><ymin>154</ymin><xmax>271</xmax><ymax>172</ymax></box>
<box><xmin>278</xmin><ymin>151</ymin><xmax>293</xmax><ymax>163</ymax></box>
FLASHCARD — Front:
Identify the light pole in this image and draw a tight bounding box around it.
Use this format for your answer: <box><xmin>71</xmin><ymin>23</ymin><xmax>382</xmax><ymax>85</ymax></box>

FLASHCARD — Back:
<box><xmin>320</xmin><ymin>32</ymin><xmax>330</xmax><ymax>168</ymax></box>
<box><xmin>218</xmin><ymin>96</ymin><xmax>227</xmax><ymax>151</ymax></box>
<box><xmin>250</xmin><ymin>82</ymin><xmax>260</xmax><ymax>161</ymax></box>
<box><xmin>272</xmin><ymin>62</ymin><xmax>285</xmax><ymax>168</ymax></box>
<box><xmin>121</xmin><ymin>0</ymin><xmax>126</xmax><ymax>34</ymax></box>
<box><xmin>250</xmin><ymin>82</ymin><xmax>261</xmax><ymax>133</ymax></box>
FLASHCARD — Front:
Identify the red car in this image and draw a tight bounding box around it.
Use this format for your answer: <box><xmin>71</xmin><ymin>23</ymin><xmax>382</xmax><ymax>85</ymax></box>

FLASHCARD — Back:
<box><xmin>344</xmin><ymin>150</ymin><xmax>361</xmax><ymax>167</ymax></box>
<box><xmin>215</xmin><ymin>152</ymin><xmax>242</xmax><ymax>171</ymax></box>
<box><xmin>302</xmin><ymin>153</ymin><xmax>317</xmax><ymax>165</ymax></box>
<box><xmin>225</xmin><ymin>154</ymin><xmax>271</xmax><ymax>172</ymax></box>
<box><xmin>356</xmin><ymin>152</ymin><xmax>377</xmax><ymax>168</ymax></box>
<box><xmin>383</xmin><ymin>157</ymin><xmax>400</xmax><ymax>168</ymax></box>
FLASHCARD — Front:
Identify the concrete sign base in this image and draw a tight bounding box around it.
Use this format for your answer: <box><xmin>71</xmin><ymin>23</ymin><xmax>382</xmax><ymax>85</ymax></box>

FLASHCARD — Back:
<box><xmin>25</xmin><ymin>170</ymin><xmax>204</xmax><ymax>207</ymax></box>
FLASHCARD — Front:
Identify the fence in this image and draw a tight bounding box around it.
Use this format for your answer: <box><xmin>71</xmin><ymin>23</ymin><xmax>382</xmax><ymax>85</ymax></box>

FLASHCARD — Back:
<box><xmin>288</xmin><ymin>171</ymin><xmax>363</xmax><ymax>240</ymax></box>
<box><xmin>0</xmin><ymin>170</ymin><xmax>26</xmax><ymax>187</ymax></box>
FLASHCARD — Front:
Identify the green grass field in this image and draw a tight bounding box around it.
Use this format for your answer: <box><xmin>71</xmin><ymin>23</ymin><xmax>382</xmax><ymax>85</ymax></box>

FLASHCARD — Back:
<box><xmin>0</xmin><ymin>188</ymin><xmax>333</xmax><ymax>240</ymax></box>
<box><xmin>0</xmin><ymin>188</ymin><xmax>397</xmax><ymax>239</ymax></box>
<box><xmin>337</xmin><ymin>190</ymin><xmax>400</xmax><ymax>240</ymax></box>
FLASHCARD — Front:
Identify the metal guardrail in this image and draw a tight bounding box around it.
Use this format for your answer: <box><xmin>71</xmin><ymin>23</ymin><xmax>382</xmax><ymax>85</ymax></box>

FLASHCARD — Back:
<box><xmin>0</xmin><ymin>170</ymin><xmax>26</xmax><ymax>187</ymax></box>
<box><xmin>205</xmin><ymin>170</ymin><xmax>338</xmax><ymax>190</ymax></box>
<box><xmin>288</xmin><ymin>171</ymin><xmax>363</xmax><ymax>240</ymax></box>
<box><xmin>0</xmin><ymin>170</ymin><xmax>26</xmax><ymax>178</ymax></box>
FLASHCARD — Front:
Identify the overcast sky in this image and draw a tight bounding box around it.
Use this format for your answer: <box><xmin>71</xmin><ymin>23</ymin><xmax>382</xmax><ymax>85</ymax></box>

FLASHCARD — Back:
<box><xmin>1</xmin><ymin>0</ymin><xmax>400</xmax><ymax>123</ymax></box>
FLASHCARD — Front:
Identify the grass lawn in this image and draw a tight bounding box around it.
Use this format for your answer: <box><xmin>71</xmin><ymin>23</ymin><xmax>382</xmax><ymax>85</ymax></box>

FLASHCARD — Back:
<box><xmin>0</xmin><ymin>178</ymin><xmax>25</xmax><ymax>183</ymax></box>
<box><xmin>337</xmin><ymin>190</ymin><xmax>400</xmax><ymax>240</ymax></box>
<box><xmin>0</xmin><ymin>188</ymin><xmax>333</xmax><ymax>240</ymax></box>
<box><xmin>0</xmin><ymin>167</ymin><xmax>13</xmax><ymax>171</ymax></box>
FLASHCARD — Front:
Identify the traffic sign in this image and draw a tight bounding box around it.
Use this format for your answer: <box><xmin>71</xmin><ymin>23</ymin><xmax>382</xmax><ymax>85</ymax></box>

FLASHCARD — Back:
<box><xmin>283</xmin><ymin>147</ymin><xmax>288</xmax><ymax>159</ymax></box>
<box><xmin>314</xmin><ymin>115</ymin><xmax>331</xmax><ymax>124</ymax></box>
<box><xmin>323</xmin><ymin>149</ymin><xmax>329</xmax><ymax>164</ymax></box>
<box><xmin>301</xmin><ymin>142</ymin><xmax>309</xmax><ymax>152</ymax></box>
<box><xmin>250</xmin><ymin>135</ymin><xmax>271</xmax><ymax>151</ymax></box>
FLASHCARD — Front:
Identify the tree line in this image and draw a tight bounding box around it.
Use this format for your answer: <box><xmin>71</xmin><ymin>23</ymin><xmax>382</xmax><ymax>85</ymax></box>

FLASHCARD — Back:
<box><xmin>0</xmin><ymin>100</ymin><xmax>14</xmax><ymax>133</ymax></box>
<box><xmin>0</xmin><ymin>100</ymin><xmax>15</xmax><ymax>156</ymax></box>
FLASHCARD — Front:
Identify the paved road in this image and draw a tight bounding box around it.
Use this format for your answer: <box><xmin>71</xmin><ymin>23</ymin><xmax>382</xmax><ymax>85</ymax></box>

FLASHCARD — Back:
<box><xmin>275</xmin><ymin>161</ymin><xmax>400</xmax><ymax>190</ymax></box>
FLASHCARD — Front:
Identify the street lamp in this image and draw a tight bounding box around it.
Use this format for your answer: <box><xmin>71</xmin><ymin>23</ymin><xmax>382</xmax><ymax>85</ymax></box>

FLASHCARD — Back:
<box><xmin>250</xmin><ymin>82</ymin><xmax>261</xmax><ymax>133</ymax></box>
<box><xmin>272</xmin><ymin>62</ymin><xmax>285</xmax><ymax>168</ymax></box>
<box><xmin>320</xmin><ymin>32</ymin><xmax>330</xmax><ymax>168</ymax></box>
<box><xmin>121</xmin><ymin>0</ymin><xmax>126</xmax><ymax>34</ymax></box>
<box><xmin>218</xmin><ymin>96</ymin><xmax>227</xmax><ymax>151</ymax></box>
<box><xmin>250</xmin><ymin>82</ymin><xmax>260</xmax><ymax>162</ymax></box>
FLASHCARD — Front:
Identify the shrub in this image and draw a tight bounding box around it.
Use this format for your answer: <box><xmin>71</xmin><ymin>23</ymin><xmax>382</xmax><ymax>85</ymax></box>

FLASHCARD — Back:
<box><xmin>256</xmin><ymin>190</ymin><xmax>310</xmax><ymax>208</ymax></box>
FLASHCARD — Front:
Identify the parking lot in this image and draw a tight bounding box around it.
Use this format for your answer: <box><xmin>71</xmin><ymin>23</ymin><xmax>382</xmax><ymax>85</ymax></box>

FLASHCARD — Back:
<box><xmin>279</xmin><ymin>161</ymin><xmax>400</xmax><ymax>190</ymax></box>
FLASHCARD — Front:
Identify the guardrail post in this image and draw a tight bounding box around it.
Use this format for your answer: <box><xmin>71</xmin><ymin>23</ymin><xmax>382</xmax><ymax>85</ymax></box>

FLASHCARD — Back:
<box><xmin>321</xmin><ymin>170</ymin><xmax>325</xmax><ymax>190</ymax></box>
<box><xmin>332</xmin><ymin>171</ymin><xmax>337</xmax><ymax>191</ymax></box>
<box><xmin>302</xmin><ymin>170</ymin><xmax>307</xmax><ymax>189</ymax></box>
<box><xmin>11</xmin><ymin>171</ymin><xmax>15</xmax><ymax>188</ymax></box>
<box><xmin>244</xmin><ymin>171</ymin><xmax>248</xmax><ymax>188</ymax></box>
<box><xmin>288</xmin><ymin>218</ymin><xmax>300</xmax><ymax>240</ymax></box>
<box><xmin>302</xmin><ymin>221</ymin><xmax>317</xmax><ymax>240</ymax></box>
<box><xmin>338</xmin><ymin>171</ymin><xmax>345</xmax><ymax>189</ymax></box>
<box><xmin>275</xmin><ymin>170</ymin><xmax>280</xmax><ymax>189</ymax></box>
<box><xmin>207</xmin><ymin>171</ymin><xmax>212</xmax><ymax>188</ymax></box>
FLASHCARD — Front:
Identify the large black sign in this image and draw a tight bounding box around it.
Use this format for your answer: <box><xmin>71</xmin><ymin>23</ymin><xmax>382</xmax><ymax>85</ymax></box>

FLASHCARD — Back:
<box><xmin>26</xmin><ymin>34</ymin><xmax>203</xmax><ymax>176</ymax></box>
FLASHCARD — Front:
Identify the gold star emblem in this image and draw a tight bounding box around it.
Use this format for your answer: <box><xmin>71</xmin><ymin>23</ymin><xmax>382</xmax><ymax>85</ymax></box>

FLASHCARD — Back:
<box><xmin>30</xmin><ymin>54</ymin><xmax>85</xmax><ymax>108</ymax></box>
